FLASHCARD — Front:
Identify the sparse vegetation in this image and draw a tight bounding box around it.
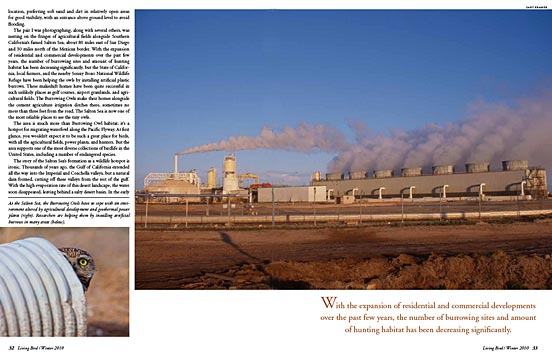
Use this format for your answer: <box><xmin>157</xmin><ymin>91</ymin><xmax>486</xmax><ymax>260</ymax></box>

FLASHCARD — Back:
<box><xmin>136</xmin><ymin>221</ymin><xmax>552</xmax><ymax>290</ymax></box>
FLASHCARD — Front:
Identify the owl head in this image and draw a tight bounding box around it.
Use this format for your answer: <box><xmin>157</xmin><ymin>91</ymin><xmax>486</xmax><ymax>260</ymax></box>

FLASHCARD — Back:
<box><xmin>58</xmin><ymin>247</ymin><xmax>96</xmax><ymax>292</ymax></box>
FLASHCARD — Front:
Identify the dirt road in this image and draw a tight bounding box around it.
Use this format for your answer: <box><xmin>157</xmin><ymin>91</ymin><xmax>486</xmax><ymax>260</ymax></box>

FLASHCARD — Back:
<box><xmin>135</xmin><ymin>220</ymin><xmax>552</xmax><ymax>290</ymax></box>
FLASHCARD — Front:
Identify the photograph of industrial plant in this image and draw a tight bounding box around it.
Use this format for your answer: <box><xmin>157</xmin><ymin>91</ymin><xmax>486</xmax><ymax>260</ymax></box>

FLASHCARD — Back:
<box><xmin>135</xmin><ymin>10</ymin><xmax>552</xmax><ymax>290</ymax></box>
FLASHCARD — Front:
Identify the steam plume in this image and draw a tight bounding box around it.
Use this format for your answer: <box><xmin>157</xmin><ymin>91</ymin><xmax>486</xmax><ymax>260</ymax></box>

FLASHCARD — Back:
<box><xmin>177</xmin><ymin>123</ymin><xmax>349</xmax><ymax>155</ymax></box>
<box><xmin>177</xmin><ymin>91</ymin><xmax>552</xmax><ymax>175</ymax></box>
<box><xmin>328</xmin><ymin>90</ymin><xmax>552</xmax><ymax>173</ymax></box>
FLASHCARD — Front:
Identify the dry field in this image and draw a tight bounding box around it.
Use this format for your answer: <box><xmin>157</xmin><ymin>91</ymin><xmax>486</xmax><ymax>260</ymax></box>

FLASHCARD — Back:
<box><xmin>0</xmin><ymin>227</ymin><xmax>129</xmax><ymax>336</ymax></box>
<box><xmin>135</xmin><ymin>220</ymin><xmax>552</xmax><ymax>290</ymax></box>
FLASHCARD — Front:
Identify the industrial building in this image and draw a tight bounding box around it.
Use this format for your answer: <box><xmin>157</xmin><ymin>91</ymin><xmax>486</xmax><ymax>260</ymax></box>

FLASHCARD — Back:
<box><xmin>142</xmin><ymin>154</ymin><xmax>547</xmax><ymax>204</ymax></box>
<box><xmin>312</xmin><ymin>160</ymin><xmax>548</xmax><ymax>202</ymax></box>
<box><xmin>142</xmin><ymin>155</ymin><xmax>201</xmax><ymax>203</ymax></box>
<box><xmin>257</xmin><ymin>186</ymin><xmax>327</xmax><ymax>203</ymax></box>
<box><xmin>143</xmin><ymin>153</ymin><xmax>252</xmax><ymax>203</ymax></box>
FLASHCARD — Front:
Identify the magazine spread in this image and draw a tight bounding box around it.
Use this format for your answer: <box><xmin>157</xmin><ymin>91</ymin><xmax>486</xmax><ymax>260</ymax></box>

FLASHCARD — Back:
<box><xmin>1</xmin><ymin>0</ymin><xmax>550</xmax><ymax>355</ymax></box>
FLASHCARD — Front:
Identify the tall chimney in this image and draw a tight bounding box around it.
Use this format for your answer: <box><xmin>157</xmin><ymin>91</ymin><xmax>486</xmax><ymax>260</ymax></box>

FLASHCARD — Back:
<box><xmin>174</xmin><ymin>154</ymin><xmax>178</xmax><ymax>177</ymax></box>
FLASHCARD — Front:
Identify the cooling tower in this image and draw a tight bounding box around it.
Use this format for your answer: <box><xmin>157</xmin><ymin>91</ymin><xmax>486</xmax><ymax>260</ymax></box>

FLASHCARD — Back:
<box><xmin>401</xmin><ymin>167</ymin><xmax>423</xmax><ymax>177</ymax></box>
<box><xmin>326</xmin><ymin>172</ymin><xmax>345</xmax><ymax>180</ymax></box>
<box><xmin>432</xmin><ymin>165</ymin><xmax>454</xmax><ymax>175</ymax></box>
<box><xmin>465</xmin><ymin>162</ymin><xmax>490</xmax><ymax>173</ymax></box>
<box><xmin>502</xmin><ymin>160</ymin><xmax>529</xmax><ymax>171</ymax></box>
<box><xmin>374</xmin><ymin>169</ymin><xmax>393</xmax><ymax>178</ymax></box>
<box><xmin>348</xmin><ymin>171</ymin><xmax>368</xmax><ymax>179</ymax></box>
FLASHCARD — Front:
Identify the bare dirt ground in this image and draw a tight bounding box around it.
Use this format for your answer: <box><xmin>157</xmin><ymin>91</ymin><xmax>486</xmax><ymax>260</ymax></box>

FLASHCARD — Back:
<box><xmin>135</xmin><ymin>220</ymin><xmax>552</xmax><ymax>290</ymax></box>
<box><xmin>0</xmin><ymin>228</ymin><xmax>129</xmax><ymax>336</ymax></box>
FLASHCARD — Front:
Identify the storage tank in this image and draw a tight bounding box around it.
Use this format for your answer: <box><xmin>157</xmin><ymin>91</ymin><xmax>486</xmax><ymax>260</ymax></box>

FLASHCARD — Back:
<box><xmin>348</xmin><ymin>171</ymin><xmax>368</xmax><ymax>179</ymax></box>
<box><xmin>223</xmin><ymin>153</ymin><xmax>239</xmax><ymax>193</ymax></box>
<box><xmin>326</xmin><ymin>172</ymin><xmax>345</xmax><ymax>180</ymax></box>
<box><xmin>465</xmin><ymin>162</ymin><xmax>490</xmax><ymax>173</ymax></box>
<box><xmin>432</xmin><ymin>165</ymin><xmax>454</xmax><ymax>175</ymax></box>
<box><xmin>223</xmin><ymin>176</ymin><xmax>239</xmax><ymax>193</ymax></box>
<box><xmin>223</xmin><ymin>154</ymin><xmax>236</xmax><ymax>174</ymax></box>
<box><xmin>207</xmin><ymin>167</ymin><xmax>217</xmax><ymax>189</ymax></box>
<box><xmin>374</xmin><ymin>169</ymin><xmax>393</xmax><ymax>178</ymax></box>
<box><xmin>401</xmin><ymin>167</ymin><xmax>423</xmax><ymax>177</ymax></box>
<box><xmin>313</xmin><ymin>171</ymin><xmax>321</xmax><ymax>181</ymax></box>
<box><xmin>502</xmin><ymin>160</ymin><xmax>529</xmax><ymax>171</ymax></box>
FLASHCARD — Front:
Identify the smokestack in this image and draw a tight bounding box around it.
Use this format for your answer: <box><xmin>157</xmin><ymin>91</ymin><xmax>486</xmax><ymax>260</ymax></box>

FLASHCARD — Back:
<box><xmin>174</xmin><ymin>154</ymin><xmax>178</xmax><ymax>177</ymax></box>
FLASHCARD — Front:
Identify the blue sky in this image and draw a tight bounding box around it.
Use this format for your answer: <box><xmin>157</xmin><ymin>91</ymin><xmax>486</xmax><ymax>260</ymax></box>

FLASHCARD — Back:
<box><xmin>135</xmin><ymin>10</ymin><xmax>551</xmax><ymax>189</ymax></box>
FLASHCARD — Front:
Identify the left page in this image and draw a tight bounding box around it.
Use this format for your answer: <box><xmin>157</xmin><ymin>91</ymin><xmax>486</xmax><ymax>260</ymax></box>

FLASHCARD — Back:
<box><xmin>1</xmin><ymin>0</ymin><xmax>133</xmax><ymax>347</ymax></box>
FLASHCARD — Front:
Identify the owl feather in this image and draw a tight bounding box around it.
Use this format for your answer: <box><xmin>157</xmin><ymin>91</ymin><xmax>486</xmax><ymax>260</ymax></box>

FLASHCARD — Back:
<box><xmin>58</xmin><ymin>247</ymin><xmax>96</xmax><ymax>292</ymax></box>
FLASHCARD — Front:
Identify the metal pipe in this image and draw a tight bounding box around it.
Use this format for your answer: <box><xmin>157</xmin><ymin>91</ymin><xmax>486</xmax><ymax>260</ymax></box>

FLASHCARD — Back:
<box><xmin>479</xmin><ymin>183</ymin><xmax>486</xmax><ymax>196</ymax></box>
<box><xmin>136</xmin><ymin>193</ymin><xmax>250</xmax><ymax>198</ymax></box>
<box><xmin>378</xmin><ymin>187</ymin><xmax>386</xmax><ymax>200</ymax></box>
<box><xmin>409</xmin><ymin>186</ymin><xmax>416</xmax><ymax>200</ymax></box>
<box><xmin>0</xmin><ymin>238</ymin><xmax>87</xmax><ymax>337</ymax></box>
<box><xmin>135</xmin><ymin>209</ymin><xmax>552</xmax><ymax>225</ymax></box>
<box><xmin>442</xmin><ymin>184</ymin><xmax>449</xmax><ymax>199</ymax></box>
<box><xmin>521</xmin><ymin>180</ymin><xmax>526</xmax><ymax>196</ymax></box>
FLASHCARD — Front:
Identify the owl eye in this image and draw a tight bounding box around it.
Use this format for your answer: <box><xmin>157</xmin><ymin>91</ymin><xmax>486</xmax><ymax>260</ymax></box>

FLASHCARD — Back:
<box><xmin>78</xmin><ymin>258</ymin><xmax>88</xmax><ymax>267</ymax></box>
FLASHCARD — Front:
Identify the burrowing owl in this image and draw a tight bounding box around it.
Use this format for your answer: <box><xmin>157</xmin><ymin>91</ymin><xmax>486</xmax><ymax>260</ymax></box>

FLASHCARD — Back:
<box><xmin>58</xmin><ymin>247</ymin><xmax>96</xmax><ymax>292</ymax></box>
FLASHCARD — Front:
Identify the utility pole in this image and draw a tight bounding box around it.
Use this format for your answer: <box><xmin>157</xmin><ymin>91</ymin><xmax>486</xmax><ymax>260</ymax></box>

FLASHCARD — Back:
<box><xmin>313</xmin><ymin>187</ymin><xmax>317</xmax><ymax>227</ymax></box>
<box><xmin>227</xmin><ymin>198</ymin><xmax>231</xmax><ymax>226</ymax></box>
<box><xmin>271</xmin><ymin>187</ymin><xmax>275</xmax><ymax>227</ymax></box>
<box><xmin>478</xmin><ymin>183</ymin><xmax>485</xmax><ymax>222</ymax></box>
<box><xmin>359</xmin><ymin>193</ymin><xmax>362</xmax><ymax>224</ymax></box>
<box><xmin>439</xmin><ymin>191</ymin><xmax>442</xmax><ymax>222</ymax></box>
<box><xmin>478</xmin><ymin>193</ymin><xmax>482</xmax><ymax>222</ymax></box>
<box><xmin>401</xmin><ymin>191</ymin><xmax>404</xmax><ymax>224</ymax></box>
<box><xmin>186</xmin><ymin>199</ymin><xmax>189</xmax><ymax>228</ymax></box>
<box><xmin>145</xmin><ymin>195</ymin><xmax>149</xmax><ymax>228</ymax></box>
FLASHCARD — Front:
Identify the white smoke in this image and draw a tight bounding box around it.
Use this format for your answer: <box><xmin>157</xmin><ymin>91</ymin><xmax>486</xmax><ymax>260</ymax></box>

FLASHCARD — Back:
<box><xmin>177</xmin><ymin>91</ymin><xmax>552</xmax><ymax>175</ymax></box>
<box><xmin>329</xmin><ymin>90</ymin><xmax>552</xmax><ymax>173</ymax></box>
<box><xmin>177</xmin><ymin>123</ymin><xmax>350</xmax><ymax>155</ymax></box>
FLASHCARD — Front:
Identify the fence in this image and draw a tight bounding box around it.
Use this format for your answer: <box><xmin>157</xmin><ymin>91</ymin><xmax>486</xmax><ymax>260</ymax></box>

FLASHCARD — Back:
<box><xmin>135</xmin><ymin>196</ymin><xmax>552</xmax><ymax>228</ymax></box>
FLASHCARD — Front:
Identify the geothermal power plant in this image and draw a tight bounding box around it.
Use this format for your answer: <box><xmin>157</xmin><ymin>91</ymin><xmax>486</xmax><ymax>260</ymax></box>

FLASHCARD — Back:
<box><xmin>312</xmin><ymin>160</ymin><xmax>547</xmax><ymax>202</ymax></box>
<box><xmin>142</xmin><ymin>154</ymin><xmax>548</xmax><ymax>204</ymax></box>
